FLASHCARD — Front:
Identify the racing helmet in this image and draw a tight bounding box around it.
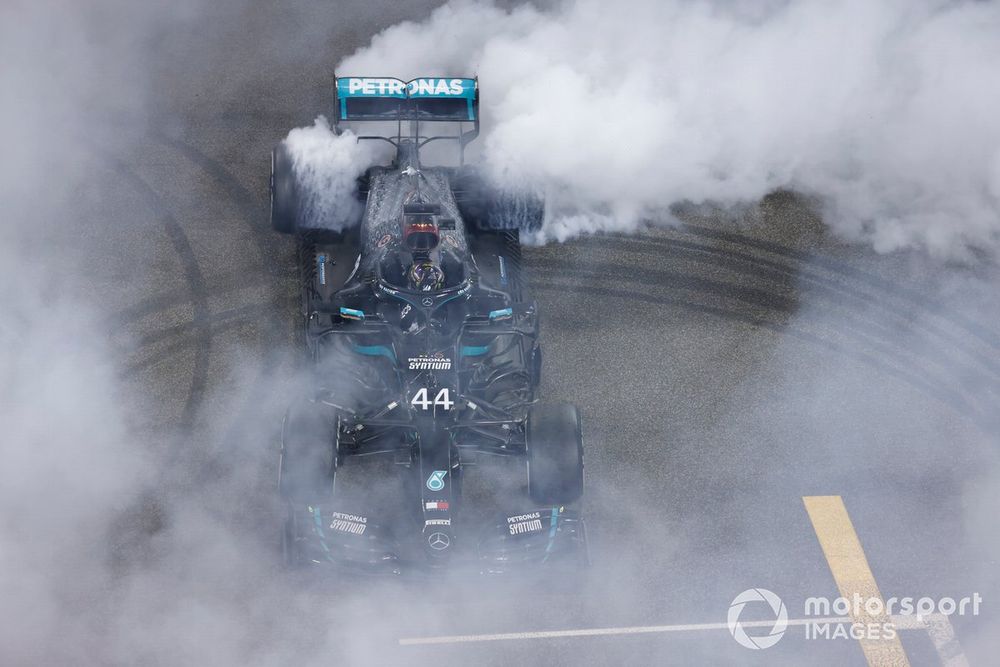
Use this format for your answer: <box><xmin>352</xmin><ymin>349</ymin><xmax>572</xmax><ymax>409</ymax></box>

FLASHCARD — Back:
<box><xmin>403</xmin><ymin>215</ymin><xmax>440</xmax><ymax>252</ymax></box>
<box><xmin>408</xmin><ymin>260</ymin><xmax>445</xmax><ymax>292</ymax></box>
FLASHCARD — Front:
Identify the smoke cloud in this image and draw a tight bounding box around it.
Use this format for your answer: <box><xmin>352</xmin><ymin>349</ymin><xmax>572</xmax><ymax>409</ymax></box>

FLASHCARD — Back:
<box><xmin>284</xmin><ymin>119</ymin><xmax>378</xmax><ymax>230</ymax></box>
<box><xmin>3</xmin><ymin>0</ymin><xmax>999</xmax><ymax>665</ymax></box>
<box><xmin>339</xmin><ymin>0</ymin><xmax>1000</xmax><ymax>257</ymax></box>
<box><xmin>0</xmin><ymin>261</ymin><xmax>152</xmax><ymax>665</ymax></box>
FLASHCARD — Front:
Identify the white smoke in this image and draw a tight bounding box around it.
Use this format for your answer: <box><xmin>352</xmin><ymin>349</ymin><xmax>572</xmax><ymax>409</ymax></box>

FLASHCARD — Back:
<box><xmin>283</xmin><ymin>118</ymin><xmax>377</xmax><ymax>230</ymax></box>
<box><xmin>4</xmin><ymin>0</ymin><xmax>1000</xmax><ymax>664</ymax></box>
<box><xmin>339</xmin><ymin>0</ymin><xmax>1000</xmax><ymax>257</ymax></box>
<box><xmin>0</xmin><ymin>263</ymin><xmax>154</xmax><ymax>665</ymax></box>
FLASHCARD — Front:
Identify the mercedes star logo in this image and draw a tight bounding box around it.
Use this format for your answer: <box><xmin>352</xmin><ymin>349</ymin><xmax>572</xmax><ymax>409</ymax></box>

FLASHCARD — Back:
<box><xmin>427</xmin><ymin>532</ymin><xmax>450</xmax><ymax>550</ymax></box>
<box><xmin>422</xmin><ymin>297</ymin><xmax>434</xmax><ymax>307</ymax></box>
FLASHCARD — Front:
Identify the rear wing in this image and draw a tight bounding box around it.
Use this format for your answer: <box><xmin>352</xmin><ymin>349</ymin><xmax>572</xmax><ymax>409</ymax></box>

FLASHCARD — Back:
<box><xmin>334</xmin><ymin>76</ymin><xmax>478</xmax><ymax>123</ymax></box>
<box><xmin>333</xmin><ymin>75</ymin><xmax>480</xmax><ymax>163</ymax></box>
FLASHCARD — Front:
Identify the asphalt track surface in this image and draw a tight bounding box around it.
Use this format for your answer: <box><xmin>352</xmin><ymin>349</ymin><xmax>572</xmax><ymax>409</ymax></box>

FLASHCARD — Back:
<box><xmin>68</xmin><ymin>3</ymin><xmax>999</xmax><ymax>665</ymax></box>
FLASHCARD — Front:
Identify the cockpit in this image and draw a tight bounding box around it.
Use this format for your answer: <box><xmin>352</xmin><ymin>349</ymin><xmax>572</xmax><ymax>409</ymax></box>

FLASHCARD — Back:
<box><xmin>376</xmin><ymin>202</ymin><xmax>468</xmax><ymax>293</ymax></box>
<box><xmin>376</xmin><ymin>245</ymin><xmax>469</xmax><ymax>295</ymax></box>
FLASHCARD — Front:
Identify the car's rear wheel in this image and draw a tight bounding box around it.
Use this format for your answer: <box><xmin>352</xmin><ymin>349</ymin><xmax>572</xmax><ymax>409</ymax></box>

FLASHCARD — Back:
<box><xmin>278</xmin><ymin>400</ymin><xmax>336</xmax><ymax>501</ymax></box>
<box><xmin>527</xmin><ymin>403</ymin><xmax>584</xmax><ymax>505</ymax></box>
<box><xmin>451</xmin><ymin>167</ymin><xmax>544</xmax><ymax>233</ymax></box>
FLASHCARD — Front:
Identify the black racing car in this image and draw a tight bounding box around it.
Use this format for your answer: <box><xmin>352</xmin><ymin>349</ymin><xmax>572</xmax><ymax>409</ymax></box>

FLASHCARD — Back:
<box><xmin>269</xmin><ymin>76</ymin><xmax>586</xmax><ymax>574</ymax></box>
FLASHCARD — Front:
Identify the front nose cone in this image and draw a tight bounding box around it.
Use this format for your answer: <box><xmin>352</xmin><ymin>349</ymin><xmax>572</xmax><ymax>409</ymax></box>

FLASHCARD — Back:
<box><xmin>423</xmin><ymin>525</ymin><xmax>453</xmax><ymax>563</ymax></box>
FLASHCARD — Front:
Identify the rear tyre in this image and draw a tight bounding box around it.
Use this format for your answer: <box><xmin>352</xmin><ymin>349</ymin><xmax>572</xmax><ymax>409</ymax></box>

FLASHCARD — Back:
<box><xmin>452</xmin><ymin>168</ymin><xmax>544</xmax><ymax>233</ymax></box>
<box><xmin>527</xmin><ymin>403</ymin><xmax>584</xmax><ymax>505</ymax></box>
<box><xmin>278</xmin><ymin>400</ymin><xmax>336</xmax><ymax>501</ymax></box>
<box><xmin>486</xmin><ymin>188</ymin><xmax>545</xmax><ymax>232</ymax></box>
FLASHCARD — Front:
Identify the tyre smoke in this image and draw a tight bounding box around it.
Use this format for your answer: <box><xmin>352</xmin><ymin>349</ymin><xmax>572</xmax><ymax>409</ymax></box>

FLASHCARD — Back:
<box><xmin>3</xmin><ymin>1</ymin><xmax>999</xmax><ymax>665</ymax></box>
<box><xmin>339</xmin><ymin>0</ymin><xmax>1000</xmax><ymax>257</ymax></box>
<box><xmin>283</xmin><ymin>118</ymin><xmax>377</xmax><ymax>230</ymax></box>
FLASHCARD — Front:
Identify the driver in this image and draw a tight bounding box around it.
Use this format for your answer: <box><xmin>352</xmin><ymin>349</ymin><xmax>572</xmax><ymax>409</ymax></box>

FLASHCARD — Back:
<box><xmin>408</xmin><ymin>260</ymin><xmax>445</xmax><ymax>292</ymax></box>
<box><xmin>402</xmin><ymin>213</ymin><xmax>445</xmax><ymax>291</ymax></box>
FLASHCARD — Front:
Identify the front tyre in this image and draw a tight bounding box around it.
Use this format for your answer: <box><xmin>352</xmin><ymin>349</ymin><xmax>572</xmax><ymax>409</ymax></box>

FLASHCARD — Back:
<box><xmin>281</xmin><ymin>512</ymin><xmax>300</xmax><ymax>568</ymax></box>
<box><xmin>270</xmin><ymin>143</ymin><xmax>300</xmax><ymax>234</ymax></box>
<box><xmin>278</xmin><ymin>400</ymin><xmax>336</xmax><ymax>501</ymax></box>
<box><xmin>527</xmin><ymin>403</ymin><xmax>584</xmax><ymax>505</ymax></box>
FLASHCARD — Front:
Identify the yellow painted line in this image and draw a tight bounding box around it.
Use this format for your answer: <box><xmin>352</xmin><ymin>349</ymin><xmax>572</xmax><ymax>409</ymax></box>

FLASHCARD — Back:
<box><xmin>803</xmin><ymin>495</ymin><xmax>910</xmax><ymax>667</ymax></box>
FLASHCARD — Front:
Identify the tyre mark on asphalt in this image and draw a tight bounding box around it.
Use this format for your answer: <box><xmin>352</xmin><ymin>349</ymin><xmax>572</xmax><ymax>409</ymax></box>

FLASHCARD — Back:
<box><xmin>101</xmin><ymin>129</ymin><xmax>288</xmax><ymax>330</ymax></box>
<box><xmin>598</xmin><ymin>234</ymin><xmax>1000</xmax><ymax>386</ymax></box>
<box><xmin>148</xmin><ymin>131</ymin><xmax>297</xmax><ymax>480</ymax></box>
<box><xmin>108</xmin><ymin>271</ymin><xmax>272</xmax><ymax>328</ymax></box>
<box><xmin>677</xmin><ymin>222</ymin><xmax>1000</xmax><ymax>352</ymax></box>
<box><xmin>532</xmin><ymin>281</ymin><xmax>997</xmax><ymax>435</ymax></box>
<box><xmin>130</xmin><ymin>303</ymin><xmax>272</xmax><ymax>351</ymax></box>
<box><xmin>537</xmin><ymin>255</ymin><xmax>994</xmax><ymax>417</ymax></box>
<box><xmin>149</xmin><ymin>131</ymin><xmax>292</xmax><ymax>339</ymax></box>
<box><xmin>534</xmin><ymin>258</ymin><xmax>797</xmax><ymax>312</ymax></box>
<box><xmin>125</xmin><ymin>305</ymin><xmax>270</xmax><ymax>374</ymax></box>
<box><xmin>533</xmin><ymin>261</ymin><xmax>952</xmax><ymax>402</ymax></box>
<box><xmin>150</xmin><ymin>132</ymin><xmax>283</xmax><ymax>278</ymax></box>
<box><xmin>107</xmin><ymin>156</ymin><xmax>210</xmax><ymax>430</ymax></box>
<box><xmin>115</xmin><ymin>294</ymin><xmax>299</xmax><ymax>372</ymax></box>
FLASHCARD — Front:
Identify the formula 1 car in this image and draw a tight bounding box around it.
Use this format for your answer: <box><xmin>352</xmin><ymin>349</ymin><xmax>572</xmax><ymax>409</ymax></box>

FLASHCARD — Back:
<box><xmin>270</xmin><ymin>76</ymin><xmax>586</xmax><ymax>574</ymax></box>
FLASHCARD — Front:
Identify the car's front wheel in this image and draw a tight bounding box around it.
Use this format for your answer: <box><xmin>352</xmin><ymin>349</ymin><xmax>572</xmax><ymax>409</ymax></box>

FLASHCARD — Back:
<box><xmin>280</xmin><ymin>512</ymin><xmax>300</xmax><ymax>568</ymax></box>
<box><xmin>278</xmin><ymin>400</ymin><xmax>336</xmax><ymax>501</ymax></box>
<box><xmin>270</xmin><ymin>143</ymin><xmax>301</xmax><ymax>234</ymax></box>
<box><xmin>527</xmin><ymin>403</ymin><xmax>584</xmax><ymax>505</ymax></box>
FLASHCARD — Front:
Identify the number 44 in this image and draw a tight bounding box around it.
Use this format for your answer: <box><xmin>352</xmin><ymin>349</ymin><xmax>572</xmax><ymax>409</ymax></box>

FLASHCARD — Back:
<box><xmin>410</xmin><ymin>387</ymin><xmax>454</xmax><ymax>410</ymax></box>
